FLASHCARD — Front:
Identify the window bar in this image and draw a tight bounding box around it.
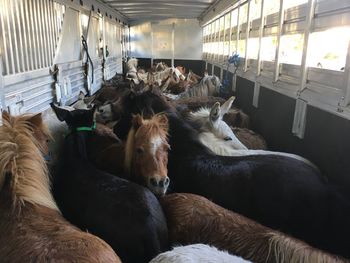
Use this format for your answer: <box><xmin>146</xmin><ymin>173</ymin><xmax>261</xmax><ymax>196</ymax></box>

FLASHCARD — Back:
<box><xmin>236</xmin><ymin>2</ymin><xmax>241</xmax><ymax>63</ymax></box>
<box><xmin>340</xmin><ymin>40</ymin><xmax>350</xmax><ymax>108</ymax></box>
<box><xmin>215</xmin><ymin>19</ymin><xmax>220</xmax><ymax>62</ymax></box>
<box><xmin>0</xmin><ymin>1</ymin><xmax>10</xmax><ymax>75</ymax></box>
<box><xmin>256</xmin><ymin>0</ymin><xmax>265</xmax><ymax>76</ymax></box>
<box><xmin>7</xmin><ymin>0</ymin><xmax>17</xmax><ymax>74</ymax></box>
<box><xmin>223</xmin><ymin>16</ymin><xmax>226</xmax><ymax>62</ymax></box>
<box><xmin>209</xmin><ymin>23</ymin><xmax>214</xmax><ymax>61</ymax></box>
<box><xmin>15</xmin><ymin>0</ymin><xmax>25</xmax><ymax>72</ymax></box>
<box><xmin>273</xmin><ymin>0</ymin><xmax>285</xmax><ymax>82</ymax></box>
<box><xmin>19</xmin><ymin>0</ymin><xmax>30</xmax><ymax>71</ymax></box>
<box><xmin>244</xmin><ymin>0</ymin><xmax>251</xmax><ymax>72</ymax></box>
<box><xmin>228</xmin><ymin>12</ymin><xmax>232</xmax><ymax>58</ymax></box>
<box><xmin>297</xmin><ymin>0</ymin><xmax>316</xmax><ymax>97</ymax></box>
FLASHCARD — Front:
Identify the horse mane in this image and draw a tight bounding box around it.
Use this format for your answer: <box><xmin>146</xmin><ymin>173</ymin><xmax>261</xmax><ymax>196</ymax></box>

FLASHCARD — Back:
<box><xmin>124</xmin><ymin>114</ymin><xmax>169</xmax><ymax>175</ymax></box>
<box><xmin>0</xmin><ymin>114</ymin><xmax>58</xmax><ymax>211</ymax></box>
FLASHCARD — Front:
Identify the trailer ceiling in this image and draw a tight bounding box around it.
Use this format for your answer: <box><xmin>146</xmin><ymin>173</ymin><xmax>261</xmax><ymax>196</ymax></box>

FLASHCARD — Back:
<box><xmin>100</xmin><ymin>0</ymin><xmax>217</xmax><ymax>23</ymax></box>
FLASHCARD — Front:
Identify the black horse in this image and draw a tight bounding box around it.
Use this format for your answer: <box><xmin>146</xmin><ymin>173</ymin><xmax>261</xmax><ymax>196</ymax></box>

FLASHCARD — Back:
<box><xmin>50</xmin><ymin>103</ymin><xmax>168</xmax><ymax>263</ymax></box>
<box><xmin>112</xmin><ymin>90</ymin><xmax>350</xmax><ymax>259</ymax></box>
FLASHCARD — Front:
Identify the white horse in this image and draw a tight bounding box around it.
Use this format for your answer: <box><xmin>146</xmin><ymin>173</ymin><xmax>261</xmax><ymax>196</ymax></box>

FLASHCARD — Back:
<box><xmin>149</xmin><ymin>244</ymin><xmax>250</xmax><ymax>263</ymax></box>
<box><xmin>189</xmin><ymin>96</ymin><xmax>317</xmax><ymax>168</ymax></box>
<box><xmin>179</xmin><ymin>73</ymin><xmax>222</xmax><ymax>98</ymax></box>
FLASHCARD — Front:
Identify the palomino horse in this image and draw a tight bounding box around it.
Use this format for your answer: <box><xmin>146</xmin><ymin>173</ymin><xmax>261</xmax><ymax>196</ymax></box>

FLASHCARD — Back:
<box><xmin>188</xmin><ymin>96</ymin><xmax>316</xmax><ymax>167</ymax></box>
<box><xmin>0</xmin><ymin>112</ymin><xmax>120</xmax><ymax>262</ymax></box>
<box><xmin>112</xmin><ymin>90</ymin><xmax>350</xmax><ymax>258</ymax></box>
<box><xmin>51</xmin><ymin>104</ymin><xmax>169</xmax><ymax>263</ymax></box>
<box><xmin>161</xmin><ymin>193</ymin><xmax>347</xmax><ymax>263</ymax></box>
<box><xmin>150</xmin><ymin>244</ymin><xmax>250</xmax><ymax>263</ymax></box>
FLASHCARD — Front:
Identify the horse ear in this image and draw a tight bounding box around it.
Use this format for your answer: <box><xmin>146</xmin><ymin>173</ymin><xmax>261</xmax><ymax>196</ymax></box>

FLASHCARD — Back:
<box><xmin>50</xmin><ymin>103</ymin><xmax>70</xmax><ymax>122</ymax></box>
<box><xmin>2</xmin><ymin>110</ymin><xmax>10</xmax><ymax>122</ymax></box>
<box><xmin>28</xmin><ymin>113</ymin><xmax>43</xmax><ymax>128</ymax></box>
<box><xmin>204</xmin><ymin>70</ymin><xmax>209</xmax><ymax>77</ymax></box>
<box><xmin>132</xmin><ymin>114</ymin><xmax>143</xmax><ymax>130</ymax></box>
<box><xmin>210</xmin><ymin>102</ymin><xmax>221</xmax><ymax>123</ymax></box>
<box><xmin>221</xmin><ymin>96</ymin><xmax>236</xmax><ymax>116</ymax></box>
<box><xmin>156</xmin><ymin>114</ymin><xmax>169</xmax><ymax>130</ymax></box>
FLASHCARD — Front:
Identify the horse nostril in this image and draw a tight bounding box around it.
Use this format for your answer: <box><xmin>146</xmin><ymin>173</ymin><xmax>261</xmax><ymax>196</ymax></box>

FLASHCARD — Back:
<box><xmin>164</xmin><ymin>177</ymin><xmax>170</xmax><ymax>187</ymax></box>
<box><xmin>99</xmin><ymin>109</ymin><xmax>104</xmax><ymax>113</ymax></box>
<box><xmin>149</xmin><ymin>178</ymin><xmax>158</xmax><ymax>187</ymax></box>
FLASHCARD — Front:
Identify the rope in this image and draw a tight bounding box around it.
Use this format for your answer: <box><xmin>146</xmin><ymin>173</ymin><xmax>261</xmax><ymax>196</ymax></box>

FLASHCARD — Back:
<box><xmin>82</xmin><ymin>35</ymin><xmax>94</xmax><ymax>84</ymax></box>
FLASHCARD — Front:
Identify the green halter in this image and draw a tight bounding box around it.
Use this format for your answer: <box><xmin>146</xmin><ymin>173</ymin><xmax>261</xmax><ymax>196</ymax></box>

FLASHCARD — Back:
<box><xmin>76</xmin><ymin>121</ymin><xmax>97</xmax><ymax>132</ymax></box>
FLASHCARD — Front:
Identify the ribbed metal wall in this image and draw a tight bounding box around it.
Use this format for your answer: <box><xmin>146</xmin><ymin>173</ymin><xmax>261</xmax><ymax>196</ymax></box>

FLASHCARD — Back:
<box><xmin>0</xmin><ymin>0</ymin><xmax>65</xmax><ymax>75</ymax></box>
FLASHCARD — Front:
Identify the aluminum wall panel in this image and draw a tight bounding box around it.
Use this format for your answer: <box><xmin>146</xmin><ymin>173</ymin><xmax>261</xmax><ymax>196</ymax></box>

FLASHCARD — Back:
<box><xmin>130</xmin><ymin>23</ymin><xmax>152</xmax><ymax>58</ymax></box>
<box><xmin>174</xmin><ymin>19</ymin><xmax>202</xmax><ymax>60</ymax></box>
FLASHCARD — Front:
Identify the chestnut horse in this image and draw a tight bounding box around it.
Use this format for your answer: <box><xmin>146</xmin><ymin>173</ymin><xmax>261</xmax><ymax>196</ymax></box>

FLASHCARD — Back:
<box><xmin>88</xmin><ymin>114</ymin><xmax>171</xmax><ymax>195</ymax></box>
<box><xmin>112</xmin><ymin>90</ymin><xmax>350</xmax><ymax>258</ymax></box>
<box><xmin>0</xmin><ymin>112</ymin><xmax>120</xmax><ymax>262</ymax></box>
<box><xmin>161</xmin><ymin>193</ymin><xmax>347</xmax><ymax>263</ymax></box>
<box><xmin>51</xmin><ymin>104</ymin><xmax>169</xmax><ymax>263</ymax></box>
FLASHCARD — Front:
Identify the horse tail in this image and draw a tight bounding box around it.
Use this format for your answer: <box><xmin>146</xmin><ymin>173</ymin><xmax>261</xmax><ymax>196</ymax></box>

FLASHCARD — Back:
<box><xmin>268</xmin><ymin>232</ymin><xmax>345</xmax><ymax>263</ymax></box>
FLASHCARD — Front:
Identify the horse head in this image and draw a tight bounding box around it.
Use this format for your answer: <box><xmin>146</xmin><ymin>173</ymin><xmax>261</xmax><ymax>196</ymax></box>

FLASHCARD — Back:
<box><xmin>189</xmin><ymin>97</ymin><xmax>248</xmax><ymax>151</ymax></box>
<box><xmin>125</xmin><ymin>114</ymin><xmax>170</xmax><ymax>195</ymax></box>
<box><xmin>50</xmin><ymin>103</ymin><xmax>95</xmax><ymax>130</ymax></box>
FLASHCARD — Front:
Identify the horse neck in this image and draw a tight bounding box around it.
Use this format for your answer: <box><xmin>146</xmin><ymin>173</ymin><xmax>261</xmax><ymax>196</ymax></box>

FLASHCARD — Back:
<box><xmin>64</xmin><ymin>132</ymin><xmax>90</xmax><ymax>161</ymax></box>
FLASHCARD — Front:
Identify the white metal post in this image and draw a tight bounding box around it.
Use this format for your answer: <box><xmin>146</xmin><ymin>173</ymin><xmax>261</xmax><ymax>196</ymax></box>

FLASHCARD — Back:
<box><xmin>171</xmin><ymin>22</ymin><xmax>175</xmax><ymax>68</ymax></box>
<box><xmin>273</xmin><ymin>0</ymin><xmax>285</xmax><ymax>82</ymax></box>
<box><xmin>244</xmin><ymin>0</ymin><xmax>251</xmax><ymax>72</ymax></box>
<box><xmin>298</xmin><ymin>0</ymin><xmax>316</xmax><ymax>96</ymax></box>
<box><xmin>340</xmin><ymin>40</ymin><xmax>350</xmax><ymax>108</ymax></box>
<box><xmin>256</xmin><ymin>0</ymin><xmax>265</xmax><ymax>76</ymax></box>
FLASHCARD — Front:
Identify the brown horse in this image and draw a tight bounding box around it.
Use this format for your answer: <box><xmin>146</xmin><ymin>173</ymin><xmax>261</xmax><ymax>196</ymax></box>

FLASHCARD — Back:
<box><xmin>0</xmin><ymin>112</ymin><xmax>120</xmax><ymax>262</ymax></box>
<box><xmin>161</xmin><ymin>193</ymin><xmax>347</xmax><ymax>263</ymax></box>
<box><xmin>88</xmin><ymin>114</ymin><xmax>170</xmax><ymax>195</ymax></box>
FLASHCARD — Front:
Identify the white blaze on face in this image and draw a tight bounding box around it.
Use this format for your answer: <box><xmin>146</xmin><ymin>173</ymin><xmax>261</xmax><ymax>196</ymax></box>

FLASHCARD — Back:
<box><xmin>150</xmin><ymin>135</ymin><xmax>163</xmax><ymax>157</ymax></box>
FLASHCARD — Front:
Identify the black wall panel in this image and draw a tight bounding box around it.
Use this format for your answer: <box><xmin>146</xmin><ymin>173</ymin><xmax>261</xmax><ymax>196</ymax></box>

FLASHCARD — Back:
<box><xmin>207</xmin><ymin>63</ymin><xmax>213</xmax><ymax>74</ymax></box>
<box><xmin>214</xmin><ymin>66</ymin><xmax>221</xmax><ymax>77</ymax></box>
<box><xmin>235</xmin><ymin>76</ymin><xmax>350</xmax><ymax>188</ymax></box>
<box><xmin>174</xmin><ymin>59</ymin><xmax>206</xmax><ymax>76</ymax></box>
<box><xmin>136</xmin><ymin>58</ymin><xmax>152</xmax><ymax>70</ymax></box>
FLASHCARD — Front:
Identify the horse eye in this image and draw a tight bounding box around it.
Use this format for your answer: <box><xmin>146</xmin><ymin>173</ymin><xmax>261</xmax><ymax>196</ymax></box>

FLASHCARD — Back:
<box><xmin>136</xmin><ymin>147</ymin><xmax>144</xmax><ymax>154</ymax></box>
<box><xmin>224</xmin><ymin>137</ymin><xmax>232</xmax><ymax>141</ymax></box>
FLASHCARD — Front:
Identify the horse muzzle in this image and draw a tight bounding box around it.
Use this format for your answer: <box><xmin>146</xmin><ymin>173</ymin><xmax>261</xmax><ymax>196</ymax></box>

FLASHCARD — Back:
<box><xmin>147</xmin><ymin>176</ymin><xmax>170</xmax><ymax>195</ymax></box>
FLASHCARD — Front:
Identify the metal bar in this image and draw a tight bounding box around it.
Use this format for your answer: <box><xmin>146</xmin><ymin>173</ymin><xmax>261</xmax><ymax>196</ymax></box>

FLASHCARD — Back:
<box><xmin>298</xmin><ymin>0</ymin><xmax>316</xmax><ymax>96</ymax></box>
<box><xmin>236</xmin><ymin>2</ymin><xmax>241</xmax><ymax>55</ymax></box>
<box><xmin>256</xmin><ymin>0</ymin><xmax>265</xmax><ymax>76</ymax></box>
<box><xmin>244</xmin><ymin>0</ymin><xmax>251</xmax><ymax>72</ymax></box>
<box><xmin>24</xmin><ymin>0</ymin><xmax>35</xmax><ymax>71</ymax></box>
<box><xmin>41</xmin><ymin>0</ymin><xmax>51</xmax><ymax>67</ymax></box>
<box><xmin>341</xmin><ymin>39</ymin><xmax>350</xmax><ymax>107</ymax></box>
<box><xmin>52</xmin><ymin>2</ymin><xmax>59</xmax><ymax>53</ymax></box>
<box><xmin>30</xmin><ymin>0</ymin><xmax>40</xmax><ymax>69</ymax></box>
<box><xmin>6</xmin><ymin>0</ymin><xmax>16</xmax><ymax>74</ymax></box>
<box><xmin>15</xmin><ymin>0</ymin><xmax>25</xmax><ymax>72</ymax></box>
<box><xmin>171</xmin><ymin>22</ymin><xmax>175</xmax><ymax>67</ymax></box>
<box><xmin>19</xmin><ymin>0</ymin><xmax>30</xmax><ymax>71</ymax></box>
<box><xmin>0</xmin><ymin>56</ymin><xmax>5</xmax><ymax>113</ymax></box>
<box><xmin>36</xmin><ymin>0</ymin><xmax>47</xmax><ymax>68</ymax></box>
<box><xmin>9</xmin><ymin>0</ymin><xmax>21</xmax><ymax>73</ymax></box>
<box><xmin>228</xmin><ymin>12</ymin><xmax>232</xmax><ymax>57</ymax></box>
<box><xmin>0</xmin><ymin>0</ymin><xmax>10</xmax><ymax>75</ymax></box>
<box><xmin>273</xmin><ymin>0</ymin><xmax>284</xmax><ymax>82</ymax></box>
<box><xmin>102</xmin><ymin>16</ymin><xmax>106</xmax><ymax>61</ymax></box>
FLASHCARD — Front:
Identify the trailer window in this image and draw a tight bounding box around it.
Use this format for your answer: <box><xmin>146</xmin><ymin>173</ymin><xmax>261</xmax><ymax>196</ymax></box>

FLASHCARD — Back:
<box><xmin>280</xmin><ymin>34</ymin><xmax>304</xmax><ymax>65</ymax></box>
<box><xmin>263</xmin><ymin>0</ymin><xmax>280</xmax><ymax>16</ymax></box>
<box><xmin>307</xmin><ymin>27</ymin><xmax>350</xmax><ymax>71</ymax></box>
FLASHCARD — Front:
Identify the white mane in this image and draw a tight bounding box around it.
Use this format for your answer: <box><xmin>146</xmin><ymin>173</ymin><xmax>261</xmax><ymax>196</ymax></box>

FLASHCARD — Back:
<box><xmin>127</xmin><ymin>58</ymin><xmax>138</xmax><ymax>72</ymax></box>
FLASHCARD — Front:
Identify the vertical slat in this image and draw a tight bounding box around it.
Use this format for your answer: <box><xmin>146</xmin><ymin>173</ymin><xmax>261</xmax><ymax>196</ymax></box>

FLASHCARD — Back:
<box><xmin>46</xmin><ymin>0</ymin><xmax>54</xmax><ymax>65</ymax></box>
<box><xmin>171</xmin><ymin>22</ymin><xmax>175</xmax><ymax>67</ymax></box>
<box><xmin>256</xmin><ymin>0</ymin><xmax>265</xmax><ymax>76</ymax></box>
<box><xmin>29</xmin><ymin>0</ymin><xmax>39</xmax><ymax>69</ymax></box>
<box><xmin>9</xmin><ymin>0</ymin><xmax>21</xmax><ymax>73</ymax></box>
<box><xmin>15</xmin><ymin>0</ymin><xmax>25</xmax><ymax>72</ymax></box>
<box><xmin>24</xmin><ymin>0</ymin><xmax>35</xmax><ymax>71</ymax></box>
<box><xmin>228</xmin><ymin>12</ymin><xmax>232</xmax><ymax>57</ymax></box>
<box><xmin>340</xmin><ymin>36</ymin><xmax>350</xmax><ymax>107</ymax></box>
<box><xmin>19</xmin><ymin>0</ymin><xmax>30</xmax><ymax>71</ymax></box>
<box><xmin>0</xmin><ymin>0</ymin><xmax>10</xmax><ymax>75</ymax></box>
<box><xmin>244</xmin><ymin>0</ymin><xmax>251</xmax><ymax>72</ymax></box>
<box><xmin>6</xmin><ymin>0</ymin><xmax>16</xmax><ymax>74</ymax></box>
<box><xmin>236</xmin><ymin>3</ymin><xmax>241</xmax><ymax>55</ymax></box>
<box><xmin>298</xmin><ymin>0</ymin><xmax>316</xmax><ymax>96</ymax></box>
<box><xmin>273</xmin><ymin>0</ymin><xmax>285</xmax><ymax>82</ymax></box>
<box><xmin>52</xmin><ymin>2</ymin><xmax>59</xmax><ymax>49</ymax></box>
<box><xmin>37</xmin><ymin>0</ymin><xmax>47</xmax><ymax>67</ymax></box>
<box><xmin>41</xmin><ymin>0</ymin><xmax>51</xmax><ymax>66</ymax></box>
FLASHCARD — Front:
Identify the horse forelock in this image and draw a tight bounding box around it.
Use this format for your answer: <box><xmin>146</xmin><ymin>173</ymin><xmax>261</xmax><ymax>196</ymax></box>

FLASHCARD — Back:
<box><xmin>0</xmin><ymin>115</ymin><xmax>58</xmax><ymax>211</ymax></box>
